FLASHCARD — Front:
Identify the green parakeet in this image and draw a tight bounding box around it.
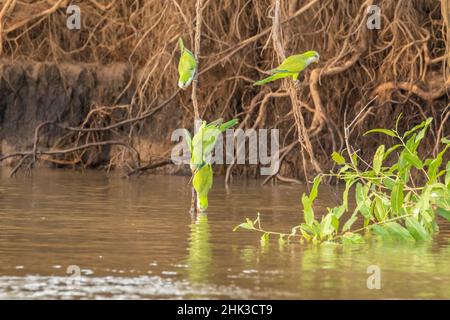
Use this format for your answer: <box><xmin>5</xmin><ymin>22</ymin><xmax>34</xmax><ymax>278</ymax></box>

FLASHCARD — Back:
<box><xmin>254</xmin><ymin>51</ymin><xmax>320</xmax><ymax>86</ymax></box>
<box><xmin>193</xmin><ymin>163</ymin><xmax>213</xmax><ymax>212</ymax></box>
<box><xmin>189</xmin><ymin>118</ymin><xmax>239</xmax><ymax>172</ymax></box>
<box><xmin>184</xmin><ymin>118</ymin><xmax>238</xmax><ymax>211</ymax></box>
<box><xmin>178</xmin><ymin>38</ymin><xmax>197</xmax><ymax>89</ymax></box>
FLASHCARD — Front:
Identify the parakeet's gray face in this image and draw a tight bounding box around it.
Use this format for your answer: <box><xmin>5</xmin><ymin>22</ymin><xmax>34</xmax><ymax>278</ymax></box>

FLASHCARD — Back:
<box><xmin>178</xmin><ymin>79</ymin><xmax>191</xmax><ymax>90</ymax></box>
<box><xmin>307</xmin><ymin>51</ymin><xmax>320</xmax><ymax>65</ymax></box>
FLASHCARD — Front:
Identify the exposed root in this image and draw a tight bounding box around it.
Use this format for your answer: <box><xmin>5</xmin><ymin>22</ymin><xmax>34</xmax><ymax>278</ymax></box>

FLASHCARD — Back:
<box><xmin>0</xmin><ymin>0</ymin><xmax>448</xmax><ymax>180</ymax></box>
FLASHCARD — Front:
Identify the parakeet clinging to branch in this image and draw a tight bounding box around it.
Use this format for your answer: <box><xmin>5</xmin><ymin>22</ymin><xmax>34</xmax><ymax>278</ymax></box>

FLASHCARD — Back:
<box><xmin>193</xmin><ymin>163</ymin><xmax>213</xmax><ymax>212</ymax></box>
<box><xmin>254</xmin><ymin>51</ymin><xmax>320</xmax><ymax>86</ymax></box>
<box><xmin>178</xmin><ymin>38</ymin><xmax>197</xmax><ymax>89</ymax></box>
<box><xmin>184</xmin><ymin>118</ymin><xmax>238</xmax><ymax>211</ymax></box>
<box><xmin>189</xmin><ymin>118</ymin><xmax>239</xmax><ymax>172</ymax></box>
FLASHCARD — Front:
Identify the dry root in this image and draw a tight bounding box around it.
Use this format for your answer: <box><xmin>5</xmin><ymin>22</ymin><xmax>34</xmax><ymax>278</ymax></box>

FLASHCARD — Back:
<box><xmin>0</xmin><ymin>0</ymin><xmax>448</xmax><ymax>180</ymax></box>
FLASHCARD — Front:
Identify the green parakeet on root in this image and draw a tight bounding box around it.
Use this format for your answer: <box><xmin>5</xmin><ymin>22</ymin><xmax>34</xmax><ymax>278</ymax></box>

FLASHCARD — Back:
<box><xmin>189</xmin><ymin>118</ymin><xmax>239</xmax><ymax>172</ymax></box>
<box><xmin>178</xmin><ymin>38</ymin><xmax>197</xmax><ymax>89</ymax></box>
<box><xmin>193</xmin><ymin>163</ymin><xmax>213</xmax><ymax>212</ymax></box>
<box><xmin>184</xmin><ymin>118</ymin><xmax>238</xmax><ymax>211</ymax></box>
<box><xmin>254</xmin><ymin>51</ymin><xmax>320</xmax><ymax>86</ymax></box>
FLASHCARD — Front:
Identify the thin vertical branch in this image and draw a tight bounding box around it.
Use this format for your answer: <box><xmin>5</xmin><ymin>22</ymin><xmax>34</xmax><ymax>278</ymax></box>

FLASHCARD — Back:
<box><xmin>191</xmin><ymin>0</ymin><xmax>204</xmax><ymax>121</ymax></box>
<box><xmin>190</xmin><ymin>0</ymin><xmax>204</xmax><ymax>215</ymax></box>
<box><xmin>442</xmin><ymin>0</ymin><xmax>450</xmax><ymax>78</ymax></box>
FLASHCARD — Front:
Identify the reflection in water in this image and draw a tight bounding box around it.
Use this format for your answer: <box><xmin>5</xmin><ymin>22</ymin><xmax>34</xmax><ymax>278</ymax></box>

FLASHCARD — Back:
<box><xmin>1</xmin><ymin>169</ymin><xmax>450</xmax><ymax>299</ymax></box>
<box><xmin>187</xmin><ymin>214</ymin><xmax>212</xmax><ymax>284</ymax></box>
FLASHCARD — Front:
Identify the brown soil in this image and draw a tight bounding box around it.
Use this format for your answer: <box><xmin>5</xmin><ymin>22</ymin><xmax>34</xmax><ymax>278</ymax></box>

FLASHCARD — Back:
<box><xmin>0</xmin><ymin>0</ymin><xmax>448</xmax><ymax>180</ymax></box>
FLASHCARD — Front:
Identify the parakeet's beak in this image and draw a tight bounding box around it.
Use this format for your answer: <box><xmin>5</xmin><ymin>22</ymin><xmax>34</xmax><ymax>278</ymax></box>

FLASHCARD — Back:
<box><xmin>178</xmin><ymin>82</ymin><xmax>187</xmax><ymax>90</ymax></box>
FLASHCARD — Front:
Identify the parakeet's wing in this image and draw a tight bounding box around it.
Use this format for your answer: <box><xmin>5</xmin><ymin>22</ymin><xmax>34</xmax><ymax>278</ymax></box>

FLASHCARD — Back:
<box><xmin>179</xmin><ymin>49</ymin><xmax>197</xmax><ymax>75</ymax></box>
<box><xmin>202</xmin><ymin>126</ymin><xmax>222</xmax><ymax>157</ymax></box>
<box><xmin>275</xmin><ymin>54</ymin><xmax>308</xmax><ymax>73</ymax></box>
<box><xmin>193</xmin><ymin>164</ymin><xmax>213</xmax><ymax>196</ymax></box>
<box><xmin>193</xmin><ymin>164</ymin><xmax>213</xmax><ymax>211</ymax></box>
<box><xmin>191</xmin><ymin>121</ymin><xmax>206</xmax><ymax>168</ymax></box>
<box><xmin>202</xmin><ymin>118</ymin><xmax>238</xmax><ymax>156</ymax></box>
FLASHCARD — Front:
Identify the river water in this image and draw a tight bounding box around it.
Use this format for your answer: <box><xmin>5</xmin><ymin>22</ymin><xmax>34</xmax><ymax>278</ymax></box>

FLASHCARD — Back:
<box><xmin>0</xmin><ymin>169</ymin><xmax>449</xmax><ymax>299</ymax></box>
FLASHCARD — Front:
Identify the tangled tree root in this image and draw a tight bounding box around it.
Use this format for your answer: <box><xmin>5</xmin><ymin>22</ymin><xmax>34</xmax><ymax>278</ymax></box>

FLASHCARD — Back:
<box><xmin>0</xmin><ymin>0</ymin><xmax>448</xmax><ymax>181</ymax></box>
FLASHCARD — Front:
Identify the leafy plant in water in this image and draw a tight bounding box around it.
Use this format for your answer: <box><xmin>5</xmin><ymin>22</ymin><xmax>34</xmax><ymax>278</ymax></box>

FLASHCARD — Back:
<box><xmin>235</xmin><ymin>117</ymin><xmax>450</xmax><ymax>244</ymax></box>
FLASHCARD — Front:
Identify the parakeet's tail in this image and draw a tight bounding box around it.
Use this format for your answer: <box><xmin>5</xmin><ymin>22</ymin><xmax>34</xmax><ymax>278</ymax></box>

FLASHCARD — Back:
<box><xmin>253</xmin><ymin>73</ymin><xmax>289</xmax><ymax>86</ymax></box>
<box><xmin>197</xmin><ymin>195</ymin><xmax>209</xmax><ymax>212</ymax></box>
<box><xmin>219</xmin><ymin>119</ymin><xmax>239</xmax><ymax>132</ymax></box>
<box><xmin>178</xmin><ymin>38</ymin><xmax>185</xmax><ymax>51</ymax></box>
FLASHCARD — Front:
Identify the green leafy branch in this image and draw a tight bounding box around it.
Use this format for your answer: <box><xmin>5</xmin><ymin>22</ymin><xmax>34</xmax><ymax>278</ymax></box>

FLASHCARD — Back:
<box><xmin>235</xmin><ymin>117</ymin><xmax>450</xmax><ymax>245</ymax></box>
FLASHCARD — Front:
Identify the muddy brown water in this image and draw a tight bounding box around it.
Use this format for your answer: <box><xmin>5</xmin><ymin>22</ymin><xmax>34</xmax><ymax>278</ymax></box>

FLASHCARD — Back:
<box><xmin>0</xmin><ymin>168</ymin><xmax>449</xmax><ymax>299</ymax></box>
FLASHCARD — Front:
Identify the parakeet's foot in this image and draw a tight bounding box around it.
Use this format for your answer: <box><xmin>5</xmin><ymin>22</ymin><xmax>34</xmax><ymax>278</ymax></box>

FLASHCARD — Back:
<box><xmin>294</xmin><ymin>80</ymin><xmax>300</xmax><ymax>87</ymax></box>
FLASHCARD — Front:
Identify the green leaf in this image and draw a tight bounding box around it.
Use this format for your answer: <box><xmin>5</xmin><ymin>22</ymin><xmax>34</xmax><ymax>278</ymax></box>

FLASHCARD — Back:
<box><xmin>233</xmin><ymin>222</ymin><xmax>254</xmax><ymax>231</ymax></box>
<box><xmin>374</xmin><ymin>197</ymin><xmax>388</xmax><ymax>222</ymax></box>
<box><xmin>300</xmin><ymin>223</ymin><xmax>315</xmax><ymax>235</ymax></box>
<box><xmin>442</xmin><ymin>137</ymin><xmax>450</xmax><ymax>145</ymax></box>
<box><xmin>233</xmin><ymin>219</ymin><xmax>254</xmax><ymax>231</ymax></box>
<box><xmin>405</xmin><ymin>217</ymin><xmax>430</xmax><ymax>241</ymax></box>
<box><xmin>309</xmin><ymin>175</ymin><xmax>322</xmax><ymax>202</ymax></box>
<box><xmin>370</xmin><ymin>224</ymin><xmax>392</xmax><ymax>240</ymax></box>
<box><xmin>414</xmin><ymin>186</ymin><xmax>432</xmax><ymax>214</ymax></box>
<box><xmin>331</xmin><ymin>214</ymin><xmax>340</xmax><ymax>231</ymax></box>
<box><xmin>342</xmin><ymin>179</ymin><xmax>355</xmax><ymax>210</ymax></box>
<box><xmin>373</xmin><ymin>145</ymin><xmax>385</xmax><ymax>174</ymax></box>
<box><xmin>403</xmin><ymin>118</ymin><xmax>431</xmax><ymax>138</ymax></box>
<box><xmin>343</xmin><ymin>214</ymin><xmax>358</xmax><ymax>232</ymax></box>
<box><xmin>383</xmin><ymin>144</ymin><xmax>402</xmax><ymax>160</ymax></box>
<box><xmin>342</xmin><ymin>232</ymin><xmax>365</xmax><ymax>244</ymax></box>
<box><xmin>356</xmin><ymin>183</ymin><xmax>371</xmax><ymax>218</ymax></box>
<box><xmin>364</xmin><ymin>128</ymin><xmax>397</xmax><ymax>137</ymax></box>
<box><xmin>302</xmin><ymin>194</ymin><xmax>314</xmax><ymax>226</ymax></box>
<box><xmin>385</xmin><ymin>222</ymin><xmax>415</xmax><ymax>241</ymax></box>
<box><xmin>331</xmin><ymin>152</ymin><xmax>346</xmax><ymax>165</ymax></box>
<box><xmin>403</xmin><ymin>151</ymin><xmax>423</xmax><ymax>169</ymax></box>
<box><xmin>332</xmin><ymin>204</ymin><xmax>346</xmax><ymax>219</ymax></box>
<box><xmin>427</xmin><ymin>156</ymin><xmax>443</xmax><ymax>183</ymax></box>
<box><xmin>320</xmin><ymin>213</ymin><xmax>334</xmax><ymax>237</ymax></box>
<box><xmin>391</xmin><ymin>180</ymin><xmax>404</xmax><ymax>215</ymax></box>
<box><xmin>351</xmin><ymin>152</ymin><xmax>358</xmax><ymax>166</ymax></box>
<box><xmin>260</xmin><ymin>232</ymin><xmax>270</xmax><ymax>246</ymax></box>
<box><xmin>402</xmin><ymin>118</ymin><xmax>432</xmax><ymax>144</ymax></box>
<box><xmin>445</xmin><ymin>161</ymin><xmax>450</xmax><ymax>187</ymax></box>
<box><xmin>339</xmin><ymin>165</ymin><xmax>351</xmax><ymax>174</ymax></box>
<box><xmin>382</xmin><ymin>178</ymin><xmax>395</xmax><ymax>190</ymax></box>
<box><xmin>437</xmin><ymin>207</ymin><xmax>450</xmax><ymax>221</ymax></box>
<box><xmin>415</xmin><ymin>118</ymin><xmax>433</xmax><ymax>144</ymax></box>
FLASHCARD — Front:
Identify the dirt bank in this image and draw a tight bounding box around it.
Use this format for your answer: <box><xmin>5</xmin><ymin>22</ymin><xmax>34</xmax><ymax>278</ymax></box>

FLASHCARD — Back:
<box><xmin>0</xmin><ymin>0</ymin><xmax>448</xmax><ymax>180</ymax></box>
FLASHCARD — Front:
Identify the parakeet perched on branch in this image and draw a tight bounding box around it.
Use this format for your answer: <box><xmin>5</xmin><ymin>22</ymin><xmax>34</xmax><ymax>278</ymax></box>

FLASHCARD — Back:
<box><xmin>184</xmin><ymin>118</ymin><xmax>238</xmax><ymax>211</ymax></box>
<box><xmin>178</xmin><ymin>38</ymin><xmax>197</xmax><ymax>89</ymax></box>
<box><xmin>254</xmin><ymin>51</ymin><xmax>320</xmax><ymax>86</ymax></box>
